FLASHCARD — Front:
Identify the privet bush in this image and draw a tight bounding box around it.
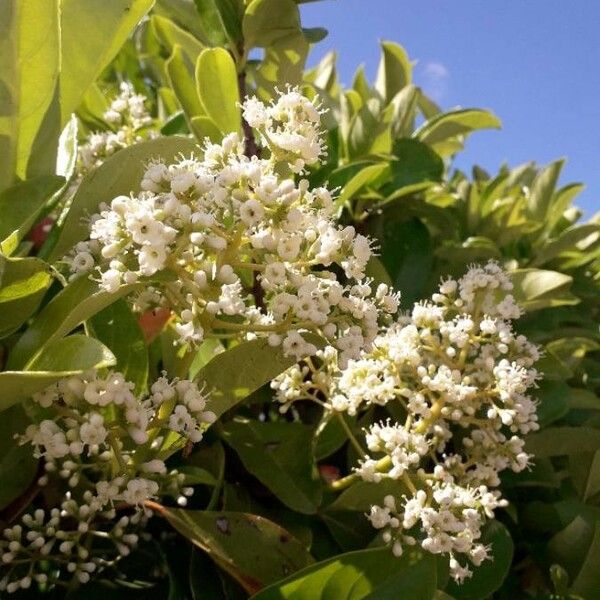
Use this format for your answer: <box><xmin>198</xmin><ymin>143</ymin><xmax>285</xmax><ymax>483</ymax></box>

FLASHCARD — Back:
<box><xmin>0</xmin><ymin>1</ymin><xmax>598</xmax><ymax>599</ymax></box>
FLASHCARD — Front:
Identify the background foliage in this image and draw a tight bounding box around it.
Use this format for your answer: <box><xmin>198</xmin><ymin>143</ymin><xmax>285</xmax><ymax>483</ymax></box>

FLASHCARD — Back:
<box><xmin>0</xmin><ymin>0</ymin><xmax>598</xmax><ymax>598</ymax></box>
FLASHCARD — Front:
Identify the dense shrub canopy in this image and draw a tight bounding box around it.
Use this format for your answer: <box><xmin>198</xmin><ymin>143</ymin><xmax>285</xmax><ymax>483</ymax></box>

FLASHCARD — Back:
<box><xmin>0</xmin><ymin>1</ymin><xmax>598</xmax><ymax>599</ymax></box>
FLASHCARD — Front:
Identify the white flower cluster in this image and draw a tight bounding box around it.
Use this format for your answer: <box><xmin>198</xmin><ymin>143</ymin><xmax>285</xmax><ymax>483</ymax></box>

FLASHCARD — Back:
<box><xmin>67</xmin><ymin>90</ymin><xmax>399</xmax><ymax>364</ymax></box>
<box><xmin>77</xmin><ymin>82</ymin><xmax>155</xmax><ymax>177</ymax></box>
<box><xmin>0</xmin><ymin>372</ymin><xmax>214</xmax><ymax>592</ymax></box>
<box><xmin>274</xmin><ymin>262</ymin><xmax>540</xmax><ymax>582</ymax></box>
<box><xmin>242</xmin><ymin>89</ymin><xmax>325</xmax><ymax>173</ymax></box>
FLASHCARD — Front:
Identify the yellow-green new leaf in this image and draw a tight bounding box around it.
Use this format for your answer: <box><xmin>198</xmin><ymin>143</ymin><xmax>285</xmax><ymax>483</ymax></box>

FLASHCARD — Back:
<box><xmin>511</xmin><ymin>268</ymin><xmax>579</xmax><ymax>311</ymax></box>
<box><xmin>151</xmin><ymin>14</ymin><xmax>204</xmax><ymax>63</ymax></box>
<box><xmin>0</xmin><ymin>255</ymin><xmax>52</xmax><ymax>339</ymax></box>
<box><xmin>375</xmin><ymin>40</ymin><xmax>412</xmax><ymax>103</ymax></box>
<box><xmin>0</xmin><ymin>334</ymin><xmax>115</xmax><ymax>412</ymax></box>
<box><xmin>60</xmin><ymin>0</ymin><xmax>155</xmax><ymax>125</ymax></box>
<box><xmin>195</xmin><ymin>48</ymin><xmax>241</xmax><ymax>135</ymax></box>
<box><xmin>243</xmin><ymin>0</ymin><xmax>301</xmax><ymax>49</ymax></box>
<box><xmin>166</xmin><ymin>46</ymin><xmax>205</xmax><ymax>126</ymax></box>
<box><xmin>414</xmin><ymin>108</ymin><xmax>501</xmax><ymax>148</ymax></box>
<box><xmin>190</xmin><ymin>116</ymin><xmax>223</xmax><ymax>143</ymax></box>
<box><xmin>0</xmin><ymin>0</ymin><xmax>60</xmax><ymax>186</ymax></box>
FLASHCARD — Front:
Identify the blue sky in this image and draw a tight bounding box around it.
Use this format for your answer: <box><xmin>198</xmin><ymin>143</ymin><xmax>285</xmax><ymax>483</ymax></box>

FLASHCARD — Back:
<box><xmin>300</xmin><ymin>0</ymin><xmax>599</xmax><ymax>215</ymax></box>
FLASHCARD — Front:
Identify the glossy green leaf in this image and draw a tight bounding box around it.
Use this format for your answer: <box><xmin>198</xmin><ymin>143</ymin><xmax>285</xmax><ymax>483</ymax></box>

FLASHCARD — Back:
<box><xmin>0</xmin><ymin>255</ymin><xmax>52</xmax><ymax>338</ymax></box>
<box><xmin>0</xmin><ymin>0</ymin><xmax>60</xmax><ymax>185</ymax></box>
<box><xmin>8</xmin><ymin>277</ymin><xmax>135</xmax><ymax>370</ymax></box>
<box><xmin>48</xmin><ymin>136</ymin><xmax>199</xmax><ymax>262</ymax></box>
<box><xmin>375</xmin><ymin>41</ymin><xmax>412</xmax><ymax>103</ymax></box>
<box><xmin>510</xmin><ymin>268</ymin><xmax>579</xmax><ymax>311</ymax></box>
<box><xmin>0</xmin><ymin>405</ymin><xmax>38</xmax><ymax>510</ymax></box>
<box><xmin>243</xmin><ymin>0</ymin><xmax>301</xmax><ymax>49</ymax></box>
<box><xmin>414</xmin><ymin>109</ymin><xmax>501</xmax><ymax>149</ymax></box>
<box><xmin>446</xmin><ymin>521</ymin><xmax>513</xmax><ymax>600</ymax></box>
<box><xmin>195</xmin><ymin>335</ymin><xmax>322</xmax><ymax>420</ymax></box>
<box><xmin>195</xmin><ymin>48</ymin><xmax>241</xmax><ymax>135</ymax></box>
<box><xmin>251</xmin><ymin>547</ymin><xmax>437</xmax><ymax>600</ymax></box>
<box><xmin>0</xmin><ymin>334</ymin><xmax>115</xmax><ymax>412</ymax></box>
<box><xmin>222</xmin><ymin>418</ymin><xmax>322</xmax><ymax>514</ymax></box>
<box><xmin>0</xmin><ymin>175</ymin><xmax>64</xmax><ymax>255</ymax></box>
<box><xmin>89</xmin><ymin>299</ymin><xmax>148</xmax><ymax>394</ymax></box>
<box><xmin>153</xmin><ymin>505</ymin><xmax>314</xmax><ymax>595</ymax></box>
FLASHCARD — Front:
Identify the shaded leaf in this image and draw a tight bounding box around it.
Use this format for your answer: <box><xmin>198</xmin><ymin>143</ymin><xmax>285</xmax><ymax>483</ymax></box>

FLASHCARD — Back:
<box><xmin>152</xmin><ymin>505</ymin><xmax>314</xmax><ymax>595</ymax></box>
<box><xmin>0</xmin><ymin>334</ymin><xmax>115</xmax><ymax>412</ymax></box>
<box><xmin>222</xmin><ymin>418</ymin><xmax>322</xmax><ymax>514</ymax></box>
<box><xmin>251</xmin><ymin>547</ymin><xmax>437</xmax><ymax>600</ymax></box>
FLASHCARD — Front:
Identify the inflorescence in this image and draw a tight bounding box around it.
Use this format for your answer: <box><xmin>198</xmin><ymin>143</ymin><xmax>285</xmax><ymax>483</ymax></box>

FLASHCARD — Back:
<box><xmin>0</xmin><ymin>372</ymin><xmax>213</xmax><ymax>593</ymax></box>
<box><xmin>66</xmin><ymin>90</ymin><xmax>399</xmax><ymax>367</ymax></box>
<box><xmin>12</xmin><ymin>89</ymin><xmax>541</xmax><ymax>591</ymax></box>
<box><xmin>273</xmin><ymin>262</ymin><xmax>540</xmax><ymax>581</ymax></box>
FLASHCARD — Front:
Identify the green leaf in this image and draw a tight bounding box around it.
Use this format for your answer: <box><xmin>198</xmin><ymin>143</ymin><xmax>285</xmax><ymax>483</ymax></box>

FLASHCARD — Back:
<box><xmin>151</xmin><ymin>14</ymin><xmax>205</xmax><ymax>63</ymax></box>
<box><xmin>510</xmin><ymin>268</ymin><xmax>579</xmax><ymax>311</ymax></box>
<box><xmin>8</xmin><ymin>277</ymin><xmax>135</xmax><ymax>370</ymax></box>
<box><xmin>194</xmin><ymin>0</ymin><xmax>243</xmax><ymax>47</ymax></box>
<box><xmin>251</xmin><ymin>547</ymin><xmax>438</xmax><ymax>600</ymax></box>
<box><xmin>302</xmin><ymin>27</ymin><xmax>328</xmax><ymax>43</ymax></box>
<box><xmin>48</xmin><ymin>136</ymin><xmax>199</xmax><ymax>262</ymax></box>
<box><xmin>446</xmin><ymin>521</ymin><xmax>513</xmax><ymax>600</ymax></box>
<box><xmin>527</xmin><ymin>159</ymin><xmax>564</xmax><ymax>221</ymax></box>
<box><xmin>153</xmin><ymin>506</ymin><xmax>314</xmax><ymax>595</ymax></box>
<box><xmin>0</xmin><ymin>0</ymin><xmax>60</xmax><ymax>185</ymax></box>
<box><xmin>337</xmin><ymin>163</ymin><xmax>389</xmax><ymax>209</ymax></box>
<box><xmin>243</xmin><ymin>0</ymin><xmax>301</xmax><ymax>49</ymax></box>
<box><xmin>166</xmin><ymin>45</ymin><xmax>206</xmax><ymax>129</ymax></box>
<box><xmin>190</xmin><ymin>116</ymin><xmax>223</xmax><ymax>143</ymax></box>
<box><xmin>572</xmin><ymin>521</ymin><xmax>600</xmax><ymax>598</ymax></box>
<box><xmin>532</xmin><ymin>223</ymin><xmax>600</xmax><ymax>267</ymax></box>
<box><xmin>326</xmin><ymin>480</ymin><xmax>409</xmax><ymax>513</ymax></box>
<box><xmin>60</xmin><ymin>0</ymin><xmax>154</xmax><ymax>125</ymax></box>
<box><xmin>89</xmin><ymin>299</ymin><xmax>148</xmax><ymax>394</ymax></box>
<box><xmin>253</xmin><ymin>33</ymin><xmax>309</xmax><ymax>96</ymax></box>
<box><xmin>195</xmin><ymin>336</ymin><xmax>322</xmax><ymax>420</ymax></box>
<box><xmin>526</xmin><ymin>427</ymin><xmax>600</xmax><ymax>457</ymax></box>
<box><xmin>414</xmin><ymin>109</ymin><xmax>501</xmax><ymax>150</ymax></box>
<box><xmin>0</xmin><ymin>175</ymin><xmax>64</xmax><ymax>255</ymax></box>
<box><xmin>0</xmin><ymin>255</ymin><xmax>52</xmax><ymax>338</ymax></box>
<box><xmin>368</xmin><ymin>216</ymin><xmax>433</xmax><ymax>307</ymax></box>
<box><xmin>375</xmin><ymin>41</ymin><xmax>412</xmax><ymax>103</ymax></box>
<box><xmin>386</xmin><ymin>138</ymin><xmax>444</xmax><ymax>191</ymax></box>
<box><xmin>535</xmin><ymin>379</ymin><xmax>570</xmax><ymax>427</ymax></box>
<box><xmin>0</xmin><ymin>405</ymin><xmax>38</xmax><ymax>510</ymax></box>
<box><xmin>221</xmin><ymin>418</ymin><xmax>322</xmax><ymax>514</ymax></box>
<box><xmin>0</xmin><ymin>334</ymin><xmax>115</xmax><ymax>412</ymax></box>
<box><xmin>195</xmin><ymin>48</ymin><xmax>241</xmax><ymax>135</ymax></box>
